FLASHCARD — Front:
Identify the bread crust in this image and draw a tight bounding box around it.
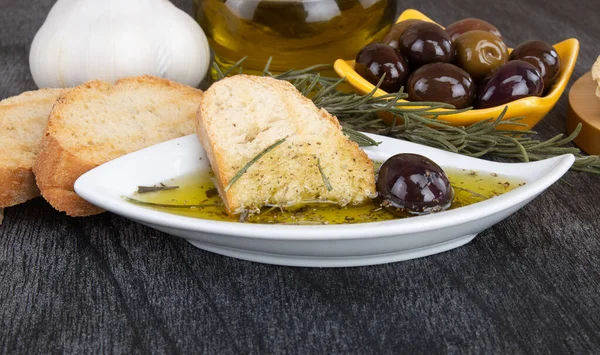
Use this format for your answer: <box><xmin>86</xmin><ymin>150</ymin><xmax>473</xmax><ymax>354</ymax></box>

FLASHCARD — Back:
<box><xmin>33</xmin><ymin>75</ymin><xmax>202</xmax><ymax>216</ymax></box>
<box><xmin>0</xmin><ymin>88</ymin><xmax>65</xmax><ymax>207</ymax></box>
<box><xmin>33</xmin><ymin>134</ymin><xmax>104</xmax><ymax>216</ymax></box>
<box><xmin>0</xmin><ymin>166</ymin><xmax>40</xmax><ymax>207</ymax></box>
<box><xmin>197</xmin><ymin>81</ymin><xmax>241</xmax><ymax>213</ymax></box>
<box><xmin>195</xmin><ymin>94</ymin><xmax>233</xmax><ymax>210</ymax></box>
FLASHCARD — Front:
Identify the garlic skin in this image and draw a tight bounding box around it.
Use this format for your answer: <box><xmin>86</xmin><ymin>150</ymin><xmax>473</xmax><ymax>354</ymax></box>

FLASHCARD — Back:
<box><xmin>29</xmin><ymin>0</ymin><xmax>210</xmax><ymax>88</ymax></box>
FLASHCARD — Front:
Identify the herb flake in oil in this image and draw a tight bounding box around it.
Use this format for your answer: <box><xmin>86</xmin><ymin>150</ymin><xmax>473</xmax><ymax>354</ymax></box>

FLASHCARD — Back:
<box><xmin>137</xmin><ymin>183</ymin><xmax>179</xmax><ymax>194</ymax></box>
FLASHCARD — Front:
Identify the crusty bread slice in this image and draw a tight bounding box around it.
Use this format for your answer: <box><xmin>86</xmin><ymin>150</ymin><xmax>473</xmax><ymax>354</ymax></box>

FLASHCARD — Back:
<box><xmin>0</xmin><ymin>88</ymin><xmax>65</xmax><ymax>207</ymax></box>
<box><xmin>33</xmin><ymin>75</ymin><xmax>203</xmax><ymax>216</ymax></box>
<box><xmin>196</xmin><ymin>75</ymin><xmax>376</xmax><ymax>215</ymax></box>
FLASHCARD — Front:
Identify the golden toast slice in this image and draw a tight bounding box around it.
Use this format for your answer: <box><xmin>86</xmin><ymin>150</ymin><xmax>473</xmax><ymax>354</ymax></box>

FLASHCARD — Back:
<box><xmin>0</xmin><ymin>88</ymin><xmax>65</xmax><ymax>207</ymax></box>
<box><xmin>196</xmin><ymin>75</ymin><xmax>376</xmax><ymax>215</ymax></box>
<box><xmin>33</xmin><ymin>76</ymin><xmax>203</xmax><ymax>216</ymax></box>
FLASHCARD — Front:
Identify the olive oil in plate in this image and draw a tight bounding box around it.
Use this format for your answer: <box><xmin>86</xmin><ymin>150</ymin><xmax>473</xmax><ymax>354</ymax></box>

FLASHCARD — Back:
<box><xmin>127</xmin><ymin>168</ymin><xmax>525</xmax><ymax>225</ymax></box>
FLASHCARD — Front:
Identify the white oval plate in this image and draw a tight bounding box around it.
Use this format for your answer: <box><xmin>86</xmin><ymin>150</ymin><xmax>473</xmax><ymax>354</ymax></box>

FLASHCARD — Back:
<box><xmin>75</xmin><ymin>133</ymin><xmax>574</xmax><ymax>267</ymax></box>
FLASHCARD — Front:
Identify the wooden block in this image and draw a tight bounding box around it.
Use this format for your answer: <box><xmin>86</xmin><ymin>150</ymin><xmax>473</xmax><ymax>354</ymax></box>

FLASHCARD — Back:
<box><xmin>566</xmin><ymin>71</ymin><xmax>600</xmax><ymax>155</ymax></box>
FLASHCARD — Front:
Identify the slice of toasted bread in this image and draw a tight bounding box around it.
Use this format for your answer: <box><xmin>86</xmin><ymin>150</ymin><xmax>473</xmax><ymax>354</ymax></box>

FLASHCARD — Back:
<box><xmin>0</xmin><ymin>88</ymin><xmax>65</xmax><ymax>207</ymax></box>
<box><xmin>33</xmin><ymin>75</ymin><xmax>203</xmax><ymax>216</ymax></box>
<box><xmin>196</xmin><ymin>75</ymin><xmax>376</xmax><ymax>215</ymax></box>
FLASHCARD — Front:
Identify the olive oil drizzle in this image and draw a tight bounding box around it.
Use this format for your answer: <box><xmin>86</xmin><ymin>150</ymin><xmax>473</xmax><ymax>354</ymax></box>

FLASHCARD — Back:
<box><xmin>128</xmin><ymin>168</ymin><xmax>525</xmax><ymax>225</ymax></box>
<box><xmin>123</xmin><ymin>196</ymin><xmax>223</xmax><ymax>209</ymax></box>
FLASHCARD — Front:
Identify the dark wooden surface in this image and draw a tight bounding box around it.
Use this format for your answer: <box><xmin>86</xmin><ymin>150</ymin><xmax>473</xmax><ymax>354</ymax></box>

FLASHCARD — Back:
<box><xmin>1</xmin><ymin>0</ymin><xmax>600</xmax><ymax>353</ymax></box>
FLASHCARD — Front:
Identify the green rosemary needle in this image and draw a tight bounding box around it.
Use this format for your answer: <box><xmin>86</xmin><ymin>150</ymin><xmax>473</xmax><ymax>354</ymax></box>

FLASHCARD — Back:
<box><xmin>341</xmin><ymin>126</ymin><xmax>380</xmax><ymax>147</ymax></box>
<box><xmin>317</xmin><ymin>158</ymin><xmax>333</xmax><ymax>191</ymax></box>
<box><xmin>225</xmin><ymin>137</ymin><xmax>288</xmax><ymax>192</ymax></box>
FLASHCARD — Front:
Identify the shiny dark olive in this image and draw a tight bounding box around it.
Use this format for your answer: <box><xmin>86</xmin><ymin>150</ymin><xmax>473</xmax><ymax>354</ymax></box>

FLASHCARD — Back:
<box><xmin>382</xmin><ymin>19</ymin><xmax>423</xmax><ymax>49</ymax></box>
<box><xmin>509</xmin><ymin>40</ymin><xmax>561</xmax><ymax>93</ymax></box>
<box><xmin>376</xmin><ymin>153</ymin><xmax>454</xmax><ymax>215</ymax></box>
<box><xmin>354</xmin><ymin>43</ymin><xmax>410</xmax><ymax>92</ymax></box>
<box><xmin>455</xmin><ymin>31</ymin><xmax>508</xmax><ymax>82</ymax></box>
<box><xmin>399</xmin><ymin>22</ymin><xmax>455</xmax><ymax>69</ymax></box>
<box><xmin>445</xmin><ymin>18</ymin><xmax>503</xmax><ymax>41</ymax></box>
<box><xmin>407</xmin><ymin>63</ymin><xmax>475</xmax><ymax>109</ymax></box>
<box><xmin>475</xmin><ymin>60</ymin><xmax>543</xmax><ymax>109</ymax></box>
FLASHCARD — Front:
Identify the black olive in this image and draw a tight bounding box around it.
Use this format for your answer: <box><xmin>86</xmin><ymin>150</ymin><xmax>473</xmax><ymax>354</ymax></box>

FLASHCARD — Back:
<box><xmin>406</xmin><ymin>62</ymin><xmax>475</xmax><ymax>109</ymax></box>
<box><xmin>382</xmin><ymin>19</ymin><xmax>423</xmax><ymax>49</ymax></box>
<box><xmin>445</xmin><ymin>18</ymin><xmax>503</xmax><ymax>42</ymax></box>
<box><xmin>354</xmin><ymin>43</ymin><xmax>410</xmax><ymax>92</ymax></box>
<box><xmin>376</xmin><ymin>153</ymin><xmax>454</xmax><ymax>215</ymax></box>
<box><xmin>509</xmin><ymin>40</ymin><xmax>561</xmax><ymax>93</ymax></box>
<box><xmin>399</xmin><ymin>22</ymin><xmax>455</xmax><ymax>69</ymax></box>
<box><xmin>475</xmin><ymin>60</ymin><xmax>543</xmax><ymax>109</ymax></box>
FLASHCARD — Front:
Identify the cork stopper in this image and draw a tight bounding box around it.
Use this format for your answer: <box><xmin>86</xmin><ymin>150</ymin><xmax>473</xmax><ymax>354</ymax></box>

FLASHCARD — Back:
<box><xmin>566</xmin><ymin>71</ymin><xmax>600</xmax><ymax>155</ymax></box>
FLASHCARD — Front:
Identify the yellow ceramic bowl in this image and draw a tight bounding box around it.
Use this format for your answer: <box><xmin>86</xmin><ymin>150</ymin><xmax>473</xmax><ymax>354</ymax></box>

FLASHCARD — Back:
<box><xmin>333</xmin><ymin>9</ymin><xmax>579</xmax><ymax>130</ymax></box>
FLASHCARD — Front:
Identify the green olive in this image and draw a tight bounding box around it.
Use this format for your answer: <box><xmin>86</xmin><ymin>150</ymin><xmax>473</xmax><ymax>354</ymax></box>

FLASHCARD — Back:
<box><xmin>454</xmin><ymin>30</ymin><xmax>508</xmax><ymax>82</ymax></box>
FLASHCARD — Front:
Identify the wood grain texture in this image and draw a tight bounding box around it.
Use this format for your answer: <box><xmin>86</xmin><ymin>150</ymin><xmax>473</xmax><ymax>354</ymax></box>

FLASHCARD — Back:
<box><xmin>1</xmin><ymin>0</ymin><xmax>600</xmax><ymax>353</ymax></box>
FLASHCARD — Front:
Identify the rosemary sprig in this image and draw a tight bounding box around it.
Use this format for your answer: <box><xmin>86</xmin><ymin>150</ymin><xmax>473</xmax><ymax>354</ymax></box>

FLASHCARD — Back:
<box><xmin>317</xmin><ymin>158</ymin><xmax>333</xmax><ymax>191</ymax></box>
<box><xmin>225</xmin><ymin>137</ymin><xmax>287</xmax><ymax>191</ymax></box>
<box><xmin>136</xmin><ymin>183</ymin><xmax>179</xmax><ymax>194</ymax></box>
<box><xmin>239</xmin><ymin>210</ymin><xmax>250</xmax><ymax>223</ymax></box>
<box><xmin>341</xmin><ymin>126</ymin><xmax>380</xmax><ymax>147</ymax></box>
<box><xmin>213</xmin><ymin>59</ymin><xmax>600</xmax><ymax>175</ymax></box>
<box><xmin>123</xmin><ymin>196</ymin><xmax>222</xmax><ymax>209</ymax></box>
<box><xmin>314</xmin><ymin>84</ymin><xmax>600</xmax><ymax>174</ymax></box>
<box><xmin>451</xmin><ymin>185</ymin><xmax>489</xmax><ymax>199</ymax></box>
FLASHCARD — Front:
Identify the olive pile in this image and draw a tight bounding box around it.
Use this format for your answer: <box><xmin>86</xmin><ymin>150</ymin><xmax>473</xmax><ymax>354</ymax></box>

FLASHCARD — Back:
<box><xmin>354</xmin><ymin>18</ymin><xmax>561</xmax><ymax>109</ymax></box>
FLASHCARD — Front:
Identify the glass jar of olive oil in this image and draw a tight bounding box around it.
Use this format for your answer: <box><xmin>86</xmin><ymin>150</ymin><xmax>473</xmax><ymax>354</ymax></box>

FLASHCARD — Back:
<box><xmin>193</xmin><ymin>0</ymin><xmax>397</xmax><ymax>76</ymax></box>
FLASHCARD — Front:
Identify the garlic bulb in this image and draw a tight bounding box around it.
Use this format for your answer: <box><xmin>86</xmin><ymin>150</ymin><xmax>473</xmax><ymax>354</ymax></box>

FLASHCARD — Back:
<box><xmin>29</xmin><ymin>0</ymin><xmax>210</xmax><ymax>88</ymax></box>
<box><xmin>592</xmin><ymin>55</ymin><xmax>600</xmax><ymax>99</ymax></box>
